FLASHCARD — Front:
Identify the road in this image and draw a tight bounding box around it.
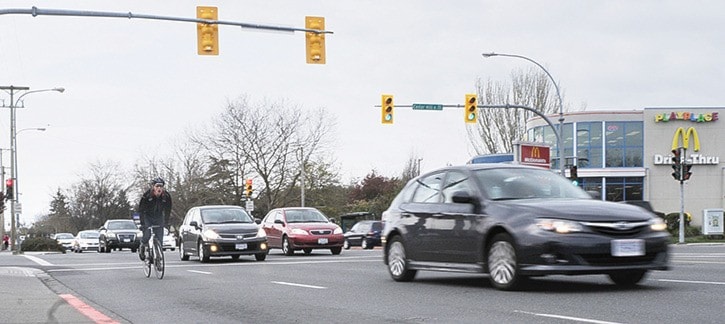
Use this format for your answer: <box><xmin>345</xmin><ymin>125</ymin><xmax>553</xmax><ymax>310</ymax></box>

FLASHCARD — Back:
<box><xmin>2</xmin><ymin>244</ymin><xmax>724</xmax><ymax>323</ymax></box>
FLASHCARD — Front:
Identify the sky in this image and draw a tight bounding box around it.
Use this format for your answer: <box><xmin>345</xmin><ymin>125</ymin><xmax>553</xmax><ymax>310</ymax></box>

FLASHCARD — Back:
<box><xmin>1</xmin><ymin>0</ymin><xmax>724</xmax><ymax>227</ymax></box>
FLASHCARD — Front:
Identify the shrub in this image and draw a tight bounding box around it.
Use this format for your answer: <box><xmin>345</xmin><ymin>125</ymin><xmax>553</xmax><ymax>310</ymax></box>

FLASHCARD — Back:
<box><xmin>20</xmin><ymin>237</ymin><xmax>66</xmax><ymax>253</ymax></box>
<box><xmin>664</xmin><ymin>212</ymin><xmax>692</xmax><ymax>233</ymax></box>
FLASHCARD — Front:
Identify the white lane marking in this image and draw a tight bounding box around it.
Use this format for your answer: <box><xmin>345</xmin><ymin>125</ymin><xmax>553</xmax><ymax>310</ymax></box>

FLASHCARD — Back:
<box><xmin>271</xmin><ymin>281</ymin><xmax>327</xmax><ymax>289</ymax></box>
<box><xmin>23</xmin><ymin>255</ymin><xmax>54</xmax><ymax>266</ymax></box>
<box><xmin>514</xmin><ymin>310</ymin><xmax>622</xmax><ymax>324</ymax></box>
<box><xmin>672</xmin><ymin>260</ymin><xmax>725</xmax><ymax>265</ymax></box>
<box><xmin>188</xmin><ymin>270</ymin><xmax>213</xmax><ymax>275</ymax></box>
<box><xmin>657</xmin><ymin>279</ymin><xmax>725</xmax><ymax>285</ymax></box>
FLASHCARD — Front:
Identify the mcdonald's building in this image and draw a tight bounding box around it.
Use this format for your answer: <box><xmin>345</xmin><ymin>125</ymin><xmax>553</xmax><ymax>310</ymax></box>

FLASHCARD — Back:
<box><xmin>525</xmin><ymin>107</ymin><xmax>724</xmax><ymax>227</ymax></box>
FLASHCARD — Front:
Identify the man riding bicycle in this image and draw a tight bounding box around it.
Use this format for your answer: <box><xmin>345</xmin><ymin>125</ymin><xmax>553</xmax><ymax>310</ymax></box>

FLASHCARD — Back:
<box><xmin>138</xmin><ymin>177</ymin><xmax>172</xmax><ymax>262</ymax></box>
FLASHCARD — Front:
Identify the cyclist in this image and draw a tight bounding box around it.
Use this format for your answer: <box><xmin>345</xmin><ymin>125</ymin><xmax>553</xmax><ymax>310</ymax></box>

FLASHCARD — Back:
<box><xmin>138</xmin><ymin>177</ymin><xmax>172</xmax><ymax>262</ymax></box>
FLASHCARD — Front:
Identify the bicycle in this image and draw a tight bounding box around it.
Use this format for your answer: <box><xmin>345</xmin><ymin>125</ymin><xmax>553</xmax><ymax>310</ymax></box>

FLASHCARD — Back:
<box><xmin>142</xmin><ymin>225</ymin><xmax>165</xmax><ymax>279</ymax></box>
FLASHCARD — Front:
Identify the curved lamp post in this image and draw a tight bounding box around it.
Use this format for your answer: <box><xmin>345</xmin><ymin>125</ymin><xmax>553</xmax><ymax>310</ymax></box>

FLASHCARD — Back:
<box><xmin>481</xmin><ymin>53</ymin><xmax>566</xmax><ymax>176</ymax></box>
<box><xmin>0</xmin><ymin>85</ymin><xmax>64</xmax><ymax>253</ymax></box>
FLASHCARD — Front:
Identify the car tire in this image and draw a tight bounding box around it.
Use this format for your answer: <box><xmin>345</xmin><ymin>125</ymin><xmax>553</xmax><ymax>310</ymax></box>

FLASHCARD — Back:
<box><xmin>386</xmin><ymin>235</ymin><xmax>416</xmax><ymax>281</ymax></box>
<box><xmin>361</xmin><ymin>238</ymin><xmax>369</xmax><ymax>250</ymax></box>
<box><xmin>282</xmin><ymin>236</ymin><xmax>294</xmax><ymax>256</ymax></box>
<box><xmin>330</xmin><ymin>247</ymin><xmax>342</xmax><ymax>255</ymax></box>
<box><xmin>255</xmin><ymin>253</ymin><xmax>267</xmax><ymax>261</ymax></box>
<box><xmin>608</xmin><ymin>270</ymin><xmax>647</xmax><ymax>287</ymax></box>
<box><xmin>198</xmin><ymin>241</ymin><xmax>210</xmax><ymax>263</ymax></box>
<box><xmin>131</xmin><ymin>248</ymin><xmax>137</xmax><ymax>253</ymax></box>
<box><xmin>487</xmin><ymin>233</ymin><xmax>524</xmax><ymax>291</ymax></box>
<box><xmin>179</xmin><ymin>241</ymin><xmax>189</xmax><ymax>261</ymax></box>
<box><xmin>303</xmin><ymin>248</ymin><xmax>313</xmax><ymax>255</ymax></box>
<box><xmin>343</xmin><ymin>239</ymin><xmax>350</xmax><ymax>250</ymax></box>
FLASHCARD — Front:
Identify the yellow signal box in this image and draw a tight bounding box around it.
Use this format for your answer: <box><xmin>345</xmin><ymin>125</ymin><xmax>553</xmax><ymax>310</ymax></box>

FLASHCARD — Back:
<box><xmin>197</xmin><ymin>6</ymin><xmax>219</xmax><ymax>55</ymax></box>
<box><xmin>381</xmin><ymin>94</ymin><xmax>394</xmax><ymax>124</ymax></box>
<box><xmin>305</xmin><ymin>16</ymin><xmax>326</xmax><ymax>64</ymax></box>
<box><xmin>465</xmin><ymin>94</ymin><xmax>478</xmax><ymax>124</ymax></box>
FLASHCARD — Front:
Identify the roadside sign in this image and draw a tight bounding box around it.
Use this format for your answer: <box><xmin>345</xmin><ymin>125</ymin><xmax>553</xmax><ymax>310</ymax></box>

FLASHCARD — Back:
<box><xmin>412</xmin><ymin>103</ymin><xmax>443</xmax><ymax>111</ymax></box>
<box><xmin>246</xmin><ymin>200</ymin><xmax>254</xmax><ymax>212</ymax></box>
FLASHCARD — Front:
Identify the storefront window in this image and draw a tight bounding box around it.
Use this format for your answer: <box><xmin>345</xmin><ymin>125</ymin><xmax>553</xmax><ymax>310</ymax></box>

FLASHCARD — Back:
<box><xmin>580</xmin><ymin>177</ymin><xmax>603</xmax><ymax>199</ymax></box>
<box><xmin>605</xmin><ymin>177</ymin><xmax>643</xmax><ymax>202</ymax></box>
<box><xmin>605</xmin><ymin>122</ymin><xmax>643</xmax><ymax>167</ymax></box>
<box><xmin>576</xmin><ymin>122</ymin><xmax>602</xmax><ymax>168</ymax></box>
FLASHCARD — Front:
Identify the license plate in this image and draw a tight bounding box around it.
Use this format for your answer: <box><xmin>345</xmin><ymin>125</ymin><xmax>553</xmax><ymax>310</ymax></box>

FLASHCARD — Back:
<box><xmin>318</xmin><ymin>238</ymin><xmax>328</xmax><ymax>245</ymax></box>
<box><xmin>235</xmin><ymin>243</ymin><xmax>248</xmax><ymax>250</ymax></box>
<box><xmin>611</xmin><ymin>239</ymin><xmax>645</xmax><ymax>257</ymax></box>
<box><xmin>123</xmin><ymin>239</ymin><xmax>131</xmax><ymax>243</ymax></box>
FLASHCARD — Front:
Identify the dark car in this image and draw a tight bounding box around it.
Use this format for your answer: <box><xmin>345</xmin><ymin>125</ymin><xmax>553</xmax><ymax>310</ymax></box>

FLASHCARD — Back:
<box><xmin>343</xmin><ymin>220</ymin><xmax>383</xmax><ymax>250</ymax></box>
<box><xmin>382</xmin><ymin>164</ymin><xmax>670</xmax><ymax>291</ymax></box>
<box><xmin>98</xmin><ymin>219</ymin><xmax>141</xmax><ymax>253</ymax></box>
<box><xmin>178</xmin><ymin>205</ymin><xmax>268</xmax><ymax>262</ymax></box>
<box><xmin>261</xmin><ymin>207</ymin><xmax>344</xmax><ymax>256</ymax></box>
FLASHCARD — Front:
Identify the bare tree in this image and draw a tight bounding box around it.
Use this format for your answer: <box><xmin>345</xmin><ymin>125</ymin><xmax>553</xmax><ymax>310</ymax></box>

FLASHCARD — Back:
<box><xmin>468</xmin><ymin>67</ymin><xmax>566</xmax><ymax>154</ymax></box>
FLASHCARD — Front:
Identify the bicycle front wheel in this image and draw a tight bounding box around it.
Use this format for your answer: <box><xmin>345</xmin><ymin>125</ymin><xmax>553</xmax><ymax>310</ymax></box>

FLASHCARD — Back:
<box><xmin>143</xmin><ymin>245</ymin><xmax>151</xmax><ymax>278</ymax></box>
<box><xmin>153</xmin><ymin>238</ymin><xmax>165</xmax><ymax>279</ymax></box>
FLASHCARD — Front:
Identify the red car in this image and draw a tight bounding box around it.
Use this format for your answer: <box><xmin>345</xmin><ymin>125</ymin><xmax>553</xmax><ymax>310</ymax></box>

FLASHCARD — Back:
<box><xmin>261</xmin><ymin>207</ymin><xmax>344</xmax><ymax>255</ymax></box>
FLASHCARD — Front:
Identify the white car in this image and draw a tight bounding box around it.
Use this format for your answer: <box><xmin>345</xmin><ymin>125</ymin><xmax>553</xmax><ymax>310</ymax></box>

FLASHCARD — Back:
<box><xmin>163</xmin><ymin>228</ymin><xmax>176</xmax><ymax>251</ymax></box>
<box><xmin>72</xmin><ymin>230</ymin><xmax>100</xmax><ymax>253</ymax></box>
<box><xmin>54</xmin><ymin>233</ymin><xmax>75</xmax><ymax>250</ymax></box>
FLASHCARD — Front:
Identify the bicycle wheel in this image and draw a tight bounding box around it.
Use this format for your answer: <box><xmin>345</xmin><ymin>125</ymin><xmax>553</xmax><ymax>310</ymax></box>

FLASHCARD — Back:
<box><xmin>143</xmin><ymin>245</ymin><xmax>151</xmax><ymax>278</ymax></box>
<box><xmin>153</xmin><ymin>238</ymin><xmax>165</xmax><ymax>279</ymax></box>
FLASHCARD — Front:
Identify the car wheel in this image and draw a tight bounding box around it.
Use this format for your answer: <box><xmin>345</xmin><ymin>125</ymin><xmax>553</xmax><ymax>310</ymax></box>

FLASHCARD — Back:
<box><xmin>255</xmin><ymin>253</ymin><xmax>267</xmax><ymax>261</ymax></box>
<box><xmin>487</xmin><ymin>233</ymin><xmax>524</xmax><ymax>291</ymax></box>
<box><xmin>179</xmin><ymin>241</ymin><xmax>189</xmax><ymax>261</ymax></box>
<box><xmin>343</xmin><ymin>239</ymin><xmax>350</xmax><ymax>250</ymax></box>
<box><xmin>282</xmin><ymin>236</ymin><xmax>294</xmax><ymax>256</ymax></box>
<box><xmin>386</xmin><ymin>236</ymin><xmax>416</xmax><ymax>281</ymax></box>
<box><xmin>231</xmin><ymin>255</ymin><xmax>240</xmax><ymax>261</ymax></box>
<box><xmin>131</xmin><ymin>248</ymin><xmax>137</xmax><ymax>253</ymax></box>
<box><xmin>198</xmin><ymin>241</ymin><xmax>210</xmax><ymax>263</ymax></box>
<box><xmin>330</xmin><ymin>247</ymin><xmax>342</xmax><ymax>255</ymax></box>
<box><xmin>303</xmin><ymin>248</ymin><xmax>313</xmax><ymax>255</ymax></box>
<box><xmin>361</xmin><ymin>238</ymin><xmax>369</xmax><ymax>250</ymax></box>
<box><xmin>609</xmin><ymin>270</ymin><xmax>647</xmax><ymax>287</ymax></box>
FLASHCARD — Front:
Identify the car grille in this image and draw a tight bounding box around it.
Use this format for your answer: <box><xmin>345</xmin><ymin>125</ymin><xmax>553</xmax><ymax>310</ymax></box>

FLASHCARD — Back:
<box><xmin>580</xmin><ymin>253</ymin><xmax>658</xmax><ymax>266</ymax></box>
<box><xmin>581</xmin><ymin>221</ymin><xmax>649</xmax><ymax>237</ymax></box>
<box><xmin>310</xmin><ymin>229</ymin><xmax>332</xmax><ymax>235</ymax></box>
<box><xmin>220</xmin><ymin>233</ymin><xmax>256</xmax><ymax>239</ymax></box>
<box><xmin>118</xmin><ymin>234</ymin><xmax>136</xmax><ymax>241</ymax></box>
<box><xmin>217</xmin><ymin>242</ymin><xmax>261</xmax><ymax>252</ymax></box>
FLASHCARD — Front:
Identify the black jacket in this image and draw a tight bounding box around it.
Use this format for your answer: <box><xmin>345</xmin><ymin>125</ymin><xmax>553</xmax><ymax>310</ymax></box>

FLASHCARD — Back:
<box><xmin>138</xmin><ymin>189</ymin><xmax>172</xmax><ymax>227</ymax></box>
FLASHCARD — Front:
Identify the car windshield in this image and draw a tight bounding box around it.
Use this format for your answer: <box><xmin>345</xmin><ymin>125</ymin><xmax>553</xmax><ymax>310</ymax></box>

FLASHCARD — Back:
<box><xmin>473</xmin><ymin>168</ymin><xmax>591</xmax><ymax>201</ymax></box>
<box><xmin>80</xmin><ymin>232</ymin><xmax>99</xmax><ymax>239</ymax></box>
<box><xmin>107</xmin><ymin>221</ymin><xmax>137</xmax><ymax>230</ymax></box>
<box><xmin>201</xmin><ymin>208</ymin><xmax>254</xmax><ymax>224</ymax></box>
<box><xmin>56</xmin><ymin>233</ymin><xmax>73</xmax><ymax>239</ymax></box>
<box><xmin>285</xmin><ymin>209</ymin><xmax>329</xmax><ymax>223</ymax></box>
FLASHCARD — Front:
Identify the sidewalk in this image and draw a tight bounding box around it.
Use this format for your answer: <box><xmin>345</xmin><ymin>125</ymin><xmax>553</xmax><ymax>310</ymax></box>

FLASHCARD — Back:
<box><xmin>0</xmin><ymin>251</ymin><xmax>105</xmax><ymax>324</ymax></box>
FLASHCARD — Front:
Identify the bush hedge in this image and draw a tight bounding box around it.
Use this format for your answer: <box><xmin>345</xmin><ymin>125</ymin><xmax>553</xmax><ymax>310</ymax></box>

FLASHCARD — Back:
<box><xmin>20</xmin><ymin>237</ymin><xmax>66</xmax><ymax>253</ymax></box>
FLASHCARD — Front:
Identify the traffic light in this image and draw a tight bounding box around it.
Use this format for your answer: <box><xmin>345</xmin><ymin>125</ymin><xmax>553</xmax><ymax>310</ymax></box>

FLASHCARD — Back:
<box><xmin>305</xmin><ymin>16</ymin><xmax>326</xmax><ymax>64</ymax></box>
<box><xmin>245</xmin><ymin>179</ymin><xmax>253</xmax><ymax>198</ymax></box>
<box><xmin>682</xmin><ymin>163</ymin><xmax>693</xmax><ymax>181</ymax></box>
<box><xmin>381</xmin><ymin>94</ymin><xmax>394</xmax><ymax>124</ymax></box>
<box><xmin>196</xmin><ymin>6</ymin><xmax>219</xmax><ymax>55</ymax></box>
<box><xmin>5</xmin><ymin>179</ymin><xmax>13</xmax><ymax>200</ymax></box>
<box><xmin>569</xmin><ymin>165</ymin><xmax>579</xmax><ymax>185</ymax></box>
<box><xmin>465</xmin><ymin>94</ymin><xmax>478</xmax><ymax>124</ymax></box>
<box><xmin>671</xmin><ymin>148</ymin><xmax>682</xmax><ymax>181</ymax></box>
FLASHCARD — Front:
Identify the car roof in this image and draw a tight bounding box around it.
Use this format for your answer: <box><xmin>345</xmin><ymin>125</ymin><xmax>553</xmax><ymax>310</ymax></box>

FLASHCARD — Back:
<box><xmin>196</xmin><ymin>205</ymin><xmax>246</xmax><ymax>210</ymax></box>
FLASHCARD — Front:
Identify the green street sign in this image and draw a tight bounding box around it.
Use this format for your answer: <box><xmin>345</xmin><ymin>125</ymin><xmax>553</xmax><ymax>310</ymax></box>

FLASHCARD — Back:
<box><xmin>412</xmin><ymin>103</ymin><xmax>443</xmax><ymax>111</ymax></box>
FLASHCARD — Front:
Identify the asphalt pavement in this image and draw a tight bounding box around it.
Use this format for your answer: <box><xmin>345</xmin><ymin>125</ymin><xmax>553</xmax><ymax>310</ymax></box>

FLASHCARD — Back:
<box><xmin>0</xmin><ymin>249</ymin><xmax>113</xmax><ymax>324</ymax></box>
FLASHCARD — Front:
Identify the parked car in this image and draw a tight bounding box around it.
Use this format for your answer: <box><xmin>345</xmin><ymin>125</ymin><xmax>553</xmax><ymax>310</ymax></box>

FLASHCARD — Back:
<box><xmin>98</xmin><ymin>219</ymin><xmax>141</xmax><ymax>253</ymax></box>
<box><xmin>162</xmin><ymin>228</ymin><xmax>176</xmax><ymax>251</ymax></box>
<box><xmin>261</xmin><ymin>207</ymin><xmax>344</xmax><ymax>256</ymax></box>
<box><xmin>72</xmin><ymin>230</ymin><xmax>100</xmax><ymax>253</ymax></box>
<box><xmin>54</xmin><ymin>233</ymin><xmax>75</xmax><ymax>250</ymax></box>
<box><xmin>343</xmin><ymin>220</ymin><xmax>383</xmax><ymax>250</ymax></box>
<box><xmin>178</xmin><ymin>205</ymin><xmax>268</xmax><ymax>262</ymax></box>
<box><xmin>382</xmin><ymin>164</ymin><xmax>670</xmax><ymax>291</ymax></box>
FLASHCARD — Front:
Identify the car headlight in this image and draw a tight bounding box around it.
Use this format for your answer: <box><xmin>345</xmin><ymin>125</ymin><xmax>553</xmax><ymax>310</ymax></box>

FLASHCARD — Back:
<box><xmin>203</xmin><ymin>229</ymin><xmax>221</xmax><ymax>239</ymax></box>
<box><xmin>290</xmin><ymin>228</ymin><xmax>308</xmax><ymax>235</ymax></box>
<box><xmin>257</xmin><ymin>227</ymin><xmax>267</xmax><ymax>238</ymax></box>
<box><xmin>536</xmin><ymin>219</ymin><xmax>583</xmax><ymax>234</ymax></box>
<box><xmin>649</xmin><ymin>217</ymin><xmax>667</xmax><ymax>231</ymax></box>
<box><xmin>107</xmin><ymin>232</ymin><xmax>116</xmax><ymax>238</ymax></box>
<box><xmin>333</xmin><ymin>226</ymin><xmax>343</xmax><ymax>234</ymax></box>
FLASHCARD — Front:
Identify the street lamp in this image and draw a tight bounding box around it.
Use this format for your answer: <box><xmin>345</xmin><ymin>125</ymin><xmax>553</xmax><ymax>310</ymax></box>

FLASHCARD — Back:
<box><xmin>481</xmin><ymin>53</ymin><xmax>566</xmax><ymax>176</ymax></box>
<box><xmin>0</xmin><ymin>85</ymin><xmax>64</xmax><ymax>253</ymax></box>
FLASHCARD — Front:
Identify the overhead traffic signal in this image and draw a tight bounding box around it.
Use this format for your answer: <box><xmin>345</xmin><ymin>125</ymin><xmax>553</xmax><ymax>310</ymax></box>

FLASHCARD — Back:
<box><xmin>245</xmin><ymin>179</ymin><xmax>253</xmax><ymax>198</ymax></box>
<box><xmin>465</xmin><ymin>94</ymin><xmax>478</xmax><ymax>124</ymax></box>
<box><xmin>5</xmin><ymin>179</ymin><xmax>13</xmax><ymax>200</ymax></box>
<box><xmin>381</xmin><ymin>94</ymin><xmax>394</xmax><ymax>124</ymax></box>
<box><xmin>671</xmin><ymin>148</ymin><xmax>682</xmax><ymax>181</ymax></box>
<box><xmin>196</xmin><ymin>6</ymin><xmax>219</xmax><ymax>55</ymax></box>
<box><xmin>305</xmin><ymin>16</ymin><xmax>326</xmax><ymax>64</ymax></box>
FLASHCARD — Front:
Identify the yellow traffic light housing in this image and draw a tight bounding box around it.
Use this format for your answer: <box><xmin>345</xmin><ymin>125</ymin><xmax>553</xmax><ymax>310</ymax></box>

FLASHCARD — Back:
<box><xmin>245</xmin><ymin>178</ymin><xmax>253</xmax><ymax>197</ymax></box>
<box><xmin>197</xmin><ymin>6</ymin><xmax>219</xmax><ymax>55</ymax></box>
<box><xmin>305</xmin><ymin>16</ymin><xmax>326</xmax><ymax>64</ymax></box>
<box><xmin>465</xmin><ymin>94</ymin><xmax>478</xmax><ymax>124</ymax></box>
<box><xmin>381</xmin><ymin>94</ymin><xmax>394</xmax><ymax>124</ymax></box>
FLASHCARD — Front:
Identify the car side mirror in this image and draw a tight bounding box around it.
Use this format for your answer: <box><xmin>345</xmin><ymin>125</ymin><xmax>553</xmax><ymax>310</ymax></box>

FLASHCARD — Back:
<box><xmin>255</xmin><ymin>218</ymin><xmax>262</xmax><ymax>225</ymax></box>
<box><xmin>329</xmin><ymin>218</ymin><xmax>337</xmax><ymax>224</ymax></box>
<box><xmin>190</xmin><ymin>221</ymin><xmax>199</xmax><ymax>229</ymax></box>
<box><xmin>274</xmin><ymin>219</ymin><xmax>285</xmax><ymax>226</ymax></box>
<box><xmin>451</xmin><ymin>191</ymin><xmax>475</xmax><ymax>204</ymax></box>
<box><xmin>99</xmin><ymin>227</ymin><xmax>106</xmax><ymax>231</ymax></box>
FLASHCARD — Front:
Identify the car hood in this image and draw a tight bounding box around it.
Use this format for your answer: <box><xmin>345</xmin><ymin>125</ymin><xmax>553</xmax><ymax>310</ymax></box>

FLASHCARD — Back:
<box><xmin>287</xmin><ymin>222</ymin><xmax>338</xmax><ymax>231</ymax></box>
<box><xmin>493</xmin><ymin>198</ymin><xmax>655</xmax><ymax>222</ymax></box>
<box><xmin>205</xmin><ymin>223</ymin><xmax>259</xmax><ymax>234</ymax></box>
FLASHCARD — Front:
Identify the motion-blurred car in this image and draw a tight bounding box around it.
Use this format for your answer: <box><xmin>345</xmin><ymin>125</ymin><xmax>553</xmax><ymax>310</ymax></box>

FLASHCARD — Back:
<box><xmin>163</xmin><ymin>228</ymin><xmax>176</xmax><ymax>251</ymax></box>
<box><xmin>178</xmin><ymin>205</ymin><xmax>268</xmax><ymax>262</ymax></box>
<box><xmin>261</xmin><ymin>207</ymin><xmax>344</xmax><ymax>256</ymax></box>
<box><xmin>343</xmin><ymin>220</ymin><xmax>383</xmax><ymax>250</ymax></box>
<box><xmin>54</xmin><ymin>233</ymin><xmax>75</xmax><ymax>250</ymax></box>
<box><xmin>72</xmin><ymin>230</ymin><xmax>100</xmax><ymax>253</ymax></box>
<box><xmin>98</xmin><ymin>219</ymin><xmax>141</xmax><ymax>253</ymax></box>
<box><xmin>382</xmin><ymin>164</ymin><xmax>670</xmax><ymax>290</ymax></box>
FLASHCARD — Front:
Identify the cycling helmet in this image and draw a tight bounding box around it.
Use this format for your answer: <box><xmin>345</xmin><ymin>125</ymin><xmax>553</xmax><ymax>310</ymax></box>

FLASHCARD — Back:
<box><xmin>151</xmin><ymin>177</ymin><xmax>165</xmax><ymax>186</ymax></box>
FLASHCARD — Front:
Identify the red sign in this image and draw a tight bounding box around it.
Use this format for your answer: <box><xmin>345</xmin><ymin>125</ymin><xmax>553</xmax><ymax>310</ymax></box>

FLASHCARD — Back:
<box><xmin>519</xmin><ymin>144</ymin><xmax>550</xmax><ymax>168</ymax></box>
